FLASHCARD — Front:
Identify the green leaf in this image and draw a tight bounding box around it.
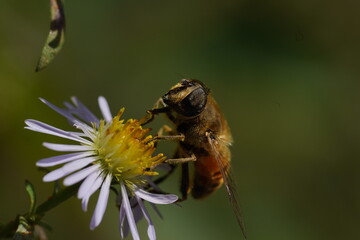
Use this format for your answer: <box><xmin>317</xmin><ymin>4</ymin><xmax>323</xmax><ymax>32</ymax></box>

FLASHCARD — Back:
<box><xmin>36</xmin><ymin>0</ymin><xmax>65</xmax><ymax>72</ymax></box>
<box><xmin>24</xmin><ymin>180</ymin><xmax>36</xmax><ymax>217</ymax></box>
<box><xmin>13</xmin><ymin>216</ymin><xmax>33</xmax><ymax>240</ymax></box>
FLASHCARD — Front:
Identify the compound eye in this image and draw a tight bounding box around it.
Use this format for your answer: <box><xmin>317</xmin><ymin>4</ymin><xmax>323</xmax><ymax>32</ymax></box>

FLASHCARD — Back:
<box><xmin>180</xmin><ymin>87</ymin><xmax>207</xmax><ymax>117</ymax></box>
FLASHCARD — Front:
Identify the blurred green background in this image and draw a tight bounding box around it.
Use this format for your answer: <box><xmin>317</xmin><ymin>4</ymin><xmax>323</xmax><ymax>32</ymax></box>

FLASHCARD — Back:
<box><xmin>1</xmin><ymin>0</ymin><xmax>360</xmax><ymax>239</ymax></box>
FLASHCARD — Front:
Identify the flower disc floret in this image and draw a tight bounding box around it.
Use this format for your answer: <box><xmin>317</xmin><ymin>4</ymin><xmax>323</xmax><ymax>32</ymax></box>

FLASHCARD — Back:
<box><xmin>93</xmin><ymin>109</ymin><xmax>165</xmax><ymax>183</ymax></box>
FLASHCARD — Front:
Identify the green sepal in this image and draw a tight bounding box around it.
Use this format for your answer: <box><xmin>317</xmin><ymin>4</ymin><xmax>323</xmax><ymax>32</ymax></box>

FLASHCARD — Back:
<box><xmin>24</xmin><ymin>180</ymin><xmax>36</xmax><ymax>217</ymax></box>
<box><xmin>35</xmin><ymin>0</ymin><xmax>65</xmax><ymax>72</ymax></box>
<box><xmin>13</xmin><ymin>216</ymin><xmax>33</xmax><ymax>240</ymax></box>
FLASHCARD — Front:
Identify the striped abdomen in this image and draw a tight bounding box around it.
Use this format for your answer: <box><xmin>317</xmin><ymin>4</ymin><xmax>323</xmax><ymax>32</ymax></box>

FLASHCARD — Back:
<box><xmin>192</xmin><ymin>154</ymin><xmax>230</xmax><ymax>199</ymax></box>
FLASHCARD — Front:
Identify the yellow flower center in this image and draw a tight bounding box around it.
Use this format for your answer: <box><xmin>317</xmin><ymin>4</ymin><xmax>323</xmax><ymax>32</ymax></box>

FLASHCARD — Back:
<box><xmin>93</xmin><ymin>108</ymin><xmax>165</xmax><ymax>185</ymax></box>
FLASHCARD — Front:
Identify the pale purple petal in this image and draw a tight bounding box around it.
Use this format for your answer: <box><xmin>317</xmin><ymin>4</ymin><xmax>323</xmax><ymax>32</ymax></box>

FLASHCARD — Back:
<box><xmin>73</xmin><ymin>121</ymin><xmax>96</xmax><ymax>140</ymax></box>
<box><xmin>63</xmin><ymin>101</ymin><xmax>74</xmax><ymax>110</ymax></box>
<box><xmin>78</xmin><ymin>170</ymin><xmax>101</xmax><ymax>199</ymax></box>
<box><xmin>122</xmin><ymin>202</ymin><xmax>144</xmax><ymax>239</ymax></box>
<box><xmin>71</xmin><ymin>132</ymin><xmax>88</xmax><ymax>137</ymax></box>
<box><xmin>130</xmin><ymin>198</ymin><xmax>144</xmax><ymax>223</ymax></box>
<box><xmin>36</xmin><ymin>152</ymin><xmax>94</xmax><ymax>167</ymax></box>
<box><xmin>121</xmin><ymin>182</ymin><xmax>140</xmax><ymax>240</ymax></box>
<box><xmin>63</xmin><ymin>164</ymin><xmax>99</xmax><ymax>186</ymax></box>
<box><xmin>119</xmin><ymin>197</ymin><xmax>139</xmax><ymax>238</ymax></box>
<box><xmin>134</xmin><ymin>187</ymin><xmax>178</xmax><ymax>204</ymax></box>
<box><xmin>81</xmin><ymin>172</ymin><xmax>103</xmax><ymax>211</ymax></box>
<box><xmin>98</xmin><ymin>96</ymin><xmax>112</xmax><ymax>123</ymax></box>
<box><xmin>39</xmin><ymin>98</ymin><xmax>77</xmax><ymax>123</ymax></box>
<box><xmin>42</xmin><ymin>157</ymin><xmax>97</xmax><ymax>182</ymax></box>
<box><xmin>90</xmin><ymin>174</ymin><xmax>112</xmax><ymax>230</ymax></box>
<box><xmin>119</xmin><ymin>202</ymin><xmax>127</xmax><ymax>238</ymax></box>
<box><xmin>136</xmin><ymin>196</ymin><xmax>156</xmax><ymax>240</ymax></box>
<box><xmin>25</xmin><ymin>120</ymin><xmax>91</xmax><ymax>145</ymax></box>
<box><xmin>42</xmin><ymin>169</ymin><xmax>68</xmax><ymax>182</ymax></box>
<box><xmin>133</xmin><ymin>201</ymin><xmax>144</xmax><ymax>223</ymax></box>
<box><xmin>43</xmin><ymin>142</ymin><xmax>93</xmax><ymax>152</ymax></box>
<box><xmin>70</xmin><ymin>97</ymin><xmax>99</xmax><ymax>124</ymax></box>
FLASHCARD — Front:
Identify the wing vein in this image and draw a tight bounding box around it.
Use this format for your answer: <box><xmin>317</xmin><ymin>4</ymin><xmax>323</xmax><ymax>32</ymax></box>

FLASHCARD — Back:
<box><xmin>207</xmin><ymin>133</ymin><xmax>247</xmax><ymax>239</ymax></box>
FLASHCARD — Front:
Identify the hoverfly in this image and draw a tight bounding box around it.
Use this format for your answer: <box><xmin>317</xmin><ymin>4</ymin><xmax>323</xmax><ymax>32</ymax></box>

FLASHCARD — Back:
<box><xmin>144</xmin><ymin>79</ymin><xmax>247</xmax><ymax>239</ymax></box>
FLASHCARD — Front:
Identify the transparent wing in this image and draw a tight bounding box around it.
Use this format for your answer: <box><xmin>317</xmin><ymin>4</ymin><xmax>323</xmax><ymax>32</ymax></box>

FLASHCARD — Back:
<box><xmin>207</xmin><ymin>133</ymin><xmax>247</xmax><ymax>240</ymax></box>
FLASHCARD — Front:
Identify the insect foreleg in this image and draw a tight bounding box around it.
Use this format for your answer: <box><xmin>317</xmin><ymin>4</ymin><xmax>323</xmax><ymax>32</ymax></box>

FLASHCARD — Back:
<box><xmin>149</xmin><ymin>134</ymin><xmax>185</xmax><ymax>144</ymax></box>
<box><xmin>141</xmin><ymin>98</ymin><xmax>169</xmax><ymax>125</ymax></box>
<box><xmin>165</xmin><ymin>154</ymin><xmax>196</xmax><ymax>164</ymax></box>
<box><xmin>179</xmin><ymin>162</ymin><xmax>190</xmax><ymax>202</ymax></box>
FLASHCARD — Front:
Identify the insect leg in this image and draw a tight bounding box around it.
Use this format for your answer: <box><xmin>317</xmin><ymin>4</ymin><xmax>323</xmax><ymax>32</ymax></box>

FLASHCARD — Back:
<box><xmin>149</xmin><ymin>134</ymin><xmax>185</xmax><ymax>144</ymax></box>
<box><xmin>165</xmin><ymin>154</ymin><xmax>196</xmax><ymax>164</ymax></box>
<box><xmin>141</xmin><ymin>98</ymin><xmax>169</xmax><ymax>125</ymax></box>
<box><xmin>146</xmin><ymin>125</ymin><xmax>184</xmax><ymax>144</ymax></box>
<box><xmin>178</xmin><ymin>162</ymin><xmax>190</xmax><ymax>202</ymax></box>
<box><xmin>152</xmin><ymin>146</ymin><xmax>183</xmax><ymax>186</ymax></box>
<box><xmin>141</xmin><ymin>107</ymin><xmax>170</xmax><ymax>125</ymax></box>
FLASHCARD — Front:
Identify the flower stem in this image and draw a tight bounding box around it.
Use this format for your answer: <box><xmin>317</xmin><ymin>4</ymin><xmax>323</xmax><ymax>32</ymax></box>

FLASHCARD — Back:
<box><xmin>0</xmin><ymin>183</ymin><xmax>80</xmax><ymax>238</ymax></box>
<box><xmin>36</xmin><ymin>183</ymin><xmax>80</xmax><ymax>216</ymax></box>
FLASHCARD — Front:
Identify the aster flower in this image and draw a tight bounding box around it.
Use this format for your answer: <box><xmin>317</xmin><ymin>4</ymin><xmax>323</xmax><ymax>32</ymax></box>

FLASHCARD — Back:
<box><xmin>25</xmin><ymin>96</ymin><xmax>178</xmax><ymax>240</ymax></box>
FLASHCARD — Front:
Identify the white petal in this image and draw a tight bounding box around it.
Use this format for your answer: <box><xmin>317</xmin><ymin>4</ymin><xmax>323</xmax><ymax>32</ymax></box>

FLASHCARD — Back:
<box><xmin>134</xmin><ymin>187</ymin><xmax>178</xmax><ymax>204</ymax></box>
<box><xmin>136</xmin><ymin>196</ymin><xmax>156</xmax><ymax>240</ymax></box>
<box><xmin>120</xmin><ymin>199</ymin><xmax>144</xmax><ymax>239</ymax></box>
<box><xmin>81</xmin><ymin>171</ymin><xmax>104</xmax><ymax>212</ymax></box>
<box><xmin>39</xmin><ymin>98</ymin><xmax>77</xmax><ymax>123</ymax></box>
<box><xmin>81</xmin><ymin>172</ymin><xmax>103</xmax><ymax>211</ymax></box>
<box><xmin>121</xmin><ymin>182</ymin><xmax>140</xmax><ymax>240</ymax></box>
<box><xmin>42</xmin><ymin>157</ymin><xmax>97</xmax><ymax>182</ymax></box>
<box><xmin>119</xmin><ymin>202</ymin><xmax>127</xmax><ymax>238</ymax></box>
<box><xmin>133</xmin><ymin>202</ymin><xmax>144</xmax><ymax>223</ymax></box>
<box><xmin>70</xmin><ymin>97</ymin><xmax>99</xmax><ymax>124</ymax></box>
<box><xmin>43</xmin><ymin>142</ymin><xmax>93</xmax><ymax>152</ymax></box>
<box><xmin>71</xmin><ymin>132</ymin><xmax>88</xmax><ymax>137</ymax></box>
<box><xmin>90</xmin><ymin>174</ymin><xmax>112</xmax><ymax>230</ymax></box>
<box><xmin>64</xmin><ymin>101</ymin><xmax>75</xmax><ymax>110</ymax></box>
<box><xmin>36</xmin><ymin>151</ymin><xmax>93</xmax><ymax>167</ymax></box>
<box><xmin>25</xmin><ymin>120</ymin><xmax>91</xmax><ymax>145</ymax></box>
<box><xmin>73</xmin><ymin>121</ymin><xmax>96</xmax><ymax>140</ymax></box>
<box><xmin>78</xmin><ymin>171</ymin><xmax>100</xmax><ymax>199</ymax></box>
<box><xmin>82</xmin><ymin>198</ymin><xmax>90</xmax><ymax>212</ymax></box>
<box><xmin>63</xmin><ymin>165</ymin><xmax>99</xmax><ymax>186</ymax></box>
<box><xmin>98</xmin><ymin>96</ymin><xmax>112</xmax><ymax>123</ymax></box>
<box><xmin>42</xmin><ymin>169</ymin><xmax>66</xmax><ymax>182</ymax></box>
